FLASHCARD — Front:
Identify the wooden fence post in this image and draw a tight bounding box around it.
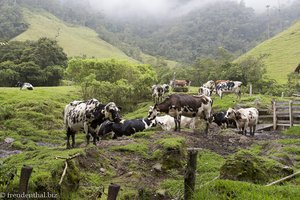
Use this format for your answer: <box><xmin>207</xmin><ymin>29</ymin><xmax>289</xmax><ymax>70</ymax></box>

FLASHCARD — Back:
<box><xmin>272</xmin><ymin>99</ymin><xmax>277</xmax><ymax>130</ymax></box>
<box><xmin>289</xmin><ymin>100</ymin><xmax>293</xmax><ymax>127</ymax></box>
<box><xmin>249</xmin><ymin>84</ymin><xmax>252</xmax><ymax>97</ymax></box>
<box><xmin>107</xmin><ymin>183</ymin><xmax>120</xmax><ymax>200</ymax></box>
<box><xmin>184</xmin><ymin>149</ymin><xmax>199</xmax><ymax>200</ymax></box>
<box><xmin>18</xmin><ymin>165</ymin><xmax>33</xmax><ymax>199</ymax></box>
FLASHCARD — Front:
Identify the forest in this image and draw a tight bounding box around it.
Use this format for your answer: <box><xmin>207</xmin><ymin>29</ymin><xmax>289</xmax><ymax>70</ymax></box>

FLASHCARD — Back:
<box><xmin>2</xmin><ymin>0</ymin><xmax>300</xmax><ymax>62</ymax></box>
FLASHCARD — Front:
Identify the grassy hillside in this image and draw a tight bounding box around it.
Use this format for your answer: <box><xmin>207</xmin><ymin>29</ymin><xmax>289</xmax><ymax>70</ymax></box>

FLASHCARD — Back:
<box><xmin>11</xmin><ymin>8</ymin><xmax>181</xmax><ymax>68</ymax></box>
<box><xmin>0</xmin><ymin>86</ymin><xmax>300</xmax><ymax>199</ymax></box>
<box><xmin>236</xmin><ymin>21</ymin><xmax>300</xmax><ymax>84</ymax></box>
<box><xmin>12</xmin><ymin>8</ymin><xmax>135</xmax><ymax>60</ymax></box>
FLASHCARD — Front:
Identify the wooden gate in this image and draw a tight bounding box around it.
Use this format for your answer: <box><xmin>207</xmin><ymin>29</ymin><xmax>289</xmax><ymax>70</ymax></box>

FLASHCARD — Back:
<box><xmin>272</xmin><ymin>100</ymin><xmax>300</xmax><ymax>129</ymax></box>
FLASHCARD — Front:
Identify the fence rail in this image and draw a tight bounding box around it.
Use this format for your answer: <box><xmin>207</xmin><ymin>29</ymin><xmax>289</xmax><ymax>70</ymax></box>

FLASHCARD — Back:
<box><xmin>273</xmin><ymin>100</ymin><xmax>300</xmax><ymax>129</ymax></box>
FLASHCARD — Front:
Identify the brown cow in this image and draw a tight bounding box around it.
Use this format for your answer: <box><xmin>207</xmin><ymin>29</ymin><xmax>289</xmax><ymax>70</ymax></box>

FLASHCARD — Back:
<box><xmin>153</xmin><ymin>94</ymin><xmax>213</xmax><ymax>133</ymax></box>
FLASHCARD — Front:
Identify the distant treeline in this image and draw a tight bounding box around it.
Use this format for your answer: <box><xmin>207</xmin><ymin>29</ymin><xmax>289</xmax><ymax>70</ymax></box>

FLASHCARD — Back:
<box><xmin>0</xmin><ymin>38</ymin><xmax>67</xmax><ymax>87</ymax></box>
<box><xmin>66</xmin><ymin>59</ymin><xmax>157</xmax><ymax>111</ymax></box>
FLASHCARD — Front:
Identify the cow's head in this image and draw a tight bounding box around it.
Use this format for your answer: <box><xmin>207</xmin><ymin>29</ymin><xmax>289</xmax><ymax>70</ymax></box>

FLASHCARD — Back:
<box><xmin>224</xmin><ymin>108</ymin><xmax>236</xmax><ymax>119</ymax></box>
<box><xmin>104</xmin><ymin>102</ymin><xmax>122</xmax><ymax>123</ymax></box>
<box><xmin>148</xmin><ymin>106</ymin><xmax>159</xmax><ymax>120</ymax></box>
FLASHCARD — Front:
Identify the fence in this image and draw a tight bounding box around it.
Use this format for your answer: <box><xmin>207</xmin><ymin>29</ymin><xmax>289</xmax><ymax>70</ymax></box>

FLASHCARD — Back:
<box><xmin>272</xmin><ymin>100</ymin><xmax>300</xmax><ymax>129</ymax></box>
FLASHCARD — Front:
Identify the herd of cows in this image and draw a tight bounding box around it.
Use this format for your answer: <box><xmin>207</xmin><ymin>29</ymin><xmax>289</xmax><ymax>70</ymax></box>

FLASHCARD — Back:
<box><xmin>63</xmin><ymin>79</ymin><xmax>259</xmax><ymax>148</ymax></box>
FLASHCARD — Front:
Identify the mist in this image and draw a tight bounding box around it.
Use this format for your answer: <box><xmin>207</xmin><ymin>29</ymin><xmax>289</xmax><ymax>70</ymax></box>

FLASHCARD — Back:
<box><xmin>88</xmin><ymin>0</ymin><xmax>294</xmax><ymax>19</ymax></box>
<box><xmin>88</xmin><ymin>0</ymin><xmax>224</xmax><ymax>19</ymax></box>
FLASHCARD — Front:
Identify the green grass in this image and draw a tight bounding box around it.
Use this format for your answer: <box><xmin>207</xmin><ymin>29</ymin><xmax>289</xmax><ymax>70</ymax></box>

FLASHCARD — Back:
<box><xmin>236</xmin><ymin>21</ymin><xmax>300</xmax><ymax>84</ymax></box>
<box><xmin>12</xmin><ymin>8</ymin><xmax>136</xmax><ymax>61</ymax></box>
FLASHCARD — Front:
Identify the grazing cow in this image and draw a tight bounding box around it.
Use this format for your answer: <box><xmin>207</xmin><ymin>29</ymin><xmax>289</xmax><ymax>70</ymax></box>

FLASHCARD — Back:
<box><xmin>199</xmin><ymin>86</ymin><xmax>211</xmax><ymax>96</ymax></box>
<box><xmin>16</xmin><ymin>82</ymin><xmax>34</xmax><ymax>90</ymax></box>
<box><xmin>155</xmin><ymin>115</ymin><xmax>195</xmax><ymax>131</ymax></box>
<box><xmin>215</xmin><ymin>81</ymin><xmax>242</xmax><ymax>99</ymax></box>
<box><xmin>224</xmin><ymin>107</ymin><xmax>259</xmax><ymax>136</ymax></box>
<box><xmin>153</xmin><ymin>94</ymin><xmax>213</xmax><ymax>133</ymax></box>
<box><xmin>64</xmin><ymin>99</ymin><xmax>121</xmax><ymax>148</ymax></box>
<box><xmin>212</xmin><ymin>111</ymin><xmax>237</xmax><ymax>128</ymax></box>
<box><xmin>162</xmin><ymin>84</ymin><xmax>170</xmax><ymax>93</ymax></box>
<box><xmin>202</xmin><ymin>80</ymin><xmax>216</xmax><ymax>92</ymax></box>
<box><xmin>152</xmin><ymin>84</ymin><xmax>164</xmax><ymax>104</ymax></box>
<box><xmin>98</xmin><ymin>106</ymin><xmax>158</xmax><ymax>138</ymax></box>
<box><xmin>170</xmin><ymin>80</ymin><xmax>191</xmax><ymax>88</ymax></box>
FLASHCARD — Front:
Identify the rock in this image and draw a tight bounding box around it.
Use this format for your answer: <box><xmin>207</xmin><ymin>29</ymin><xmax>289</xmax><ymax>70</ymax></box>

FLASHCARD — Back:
<box><xmin>220</xmin><ymin>150</ymin><xmax>294</xmax><ymax>184</ymax></box>
<box><xmin>4</xmin><ymin>137</ymin><xmax>14</xmax><ymax>144</ymax></box>
<box><xmin>152</xmin><ymin>163</ymin><xmax>162</xmax><ymax>172</ymax></box>
<box><xmin>124</xmin><ymin>172</ymin><xmax>133</xmax><ymax>177</ymax></box>
<box><xmin>239</xmin><ymin>136</ymin><xmax>250</xmax><ymax>144</ymax></box>
<box><xmin>156</xmin><ymin>189</ymin><xmax>166</xmax><ymax>197</ymax></box>
<box><xmin>99</xmin><ymin>168</ymin><xmax>106</xmax><ymax>173</ymax></box>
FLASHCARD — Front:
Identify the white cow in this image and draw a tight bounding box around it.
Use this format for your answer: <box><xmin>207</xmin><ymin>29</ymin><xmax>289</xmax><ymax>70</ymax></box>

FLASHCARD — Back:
<box><xmin>225</xmin><ymin>107</ymin><xmax>259</xmax><ymax>136</ymax></box>
<box><xmin>155</xmin><ymin>115</ymin><xmax>195</xmax><ymax>131</ymax></box>
<box><xmin>199</xmin><ymin>86</ymin><xmax>211</xmax><ymax>96</ymax></box>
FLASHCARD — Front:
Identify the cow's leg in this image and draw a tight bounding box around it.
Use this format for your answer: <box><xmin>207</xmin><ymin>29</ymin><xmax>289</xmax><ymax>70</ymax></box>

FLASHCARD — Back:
<box><xmin>71</xmin><ymin>132</ymin><xmax>75</xmax><ymax>148</ymax></box>
<box><xmin>86</xmin><ymin>134</ymin><xmax>90</xmax><ymax>145</ymax></box>
<box><xmin>91</xmin><ymin>132</ymin><xmax>97</xmax><ymax>146</ymax></box>
<box><xmin>251</xmin><ymin>125</ymin><xmax>256</xmax><ymax>137</ymax></box>
<box><xmin>174</xmin><ymin>117</ymin><xmax>178</xmax><ymax>131</ymax></box>
<box><xmin>66</xmin><ymin>129</ymin><xmax>71</xmax><ymax>149</ymax></box>
<box><xmin>84</xmin><ymin>122</ymin><xmax>90</xmax><ymax>146</ymax></box>
<box><xmin>177</xmin><ymin>114</ymin><xmax>181</xmax><ymax>131</ymax></box>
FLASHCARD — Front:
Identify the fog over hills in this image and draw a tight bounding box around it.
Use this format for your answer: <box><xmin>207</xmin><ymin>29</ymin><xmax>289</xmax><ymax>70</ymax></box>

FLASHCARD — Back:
<box><xmin>88</xmin><ymin>0</ymin><xmax>293</xmax><ymax>19</ymax></box>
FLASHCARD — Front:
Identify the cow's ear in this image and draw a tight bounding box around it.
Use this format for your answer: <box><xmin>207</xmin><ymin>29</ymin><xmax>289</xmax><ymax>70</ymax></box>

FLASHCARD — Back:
<box><xmin>118</xmin><ymin>106</ymin><xmax>122</xmax><ymax>110</ymax></box>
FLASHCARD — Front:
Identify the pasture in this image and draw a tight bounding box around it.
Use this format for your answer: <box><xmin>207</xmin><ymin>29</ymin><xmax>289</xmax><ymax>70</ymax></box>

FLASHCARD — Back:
<box><xmin>0</xmin><ymin>86</ymin><xmax>300</xmax><ymax>199</ymax></box>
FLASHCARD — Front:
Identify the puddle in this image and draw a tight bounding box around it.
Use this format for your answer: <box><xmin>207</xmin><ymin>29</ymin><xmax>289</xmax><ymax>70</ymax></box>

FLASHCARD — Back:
<box><xmin>0</xmin><ymin>149</ymin><xmax>22</xmax><ymax>158</ymax></box>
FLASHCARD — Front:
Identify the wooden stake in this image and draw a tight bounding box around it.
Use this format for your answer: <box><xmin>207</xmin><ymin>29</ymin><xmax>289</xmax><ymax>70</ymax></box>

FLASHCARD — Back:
<box><xmin>184</xmin><ymin>149</ymin><xmax>198</xmax><ymax>200</ymax></box>
<box><xmin>289</xmin><ymin>100</ymin><xmax>293</xmax><ymax>127</ymax></box>
<box><xmin>18</xmin><ymin>165</ymin><xmax>33</xmax><ymax>199</ymax></box>
<box><xmin>107</xmin><ymin>183</ymin><xmax>120</xmax><ymax>200</ymax></box>
<box><xmin>272</xmin><ymin>99</ymin><xmax>277</xmax><ymax>130</ymax></box>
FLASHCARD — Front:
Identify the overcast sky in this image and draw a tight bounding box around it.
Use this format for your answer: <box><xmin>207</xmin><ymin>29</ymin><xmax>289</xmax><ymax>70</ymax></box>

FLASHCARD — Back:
<box><xmin>89</xmin><ymin>0</ymin><xmax>293</xmax><ymax>18</ymax></box>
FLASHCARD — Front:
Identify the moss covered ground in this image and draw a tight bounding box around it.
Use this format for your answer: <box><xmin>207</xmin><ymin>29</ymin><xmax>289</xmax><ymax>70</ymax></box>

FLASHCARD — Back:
<box><xmin>0</xmin><ymin>86</ymin><xmax>300</xmax><ymax>199</ymax></box>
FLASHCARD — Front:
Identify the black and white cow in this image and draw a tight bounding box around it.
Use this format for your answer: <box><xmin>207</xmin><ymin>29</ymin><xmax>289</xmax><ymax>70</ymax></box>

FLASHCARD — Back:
<box><xmin>199</xmin><ymin>86</ymin><xmax>211</xmax><ymax>96</ymax></box>
<box><xmin>153</xmin><ymin>94</ymin><xmax>213</xmax><ymax>133</ymax></box>
<box><xmin>162</xmin><ymin>84</ymin><xmax>170</xmax><ymax>93</ymax></box>
<box><xmin>63</xmin><ymin>99</ymin><xmax>121</xmax><ymax>148</ymax></box>
<box><xmin>224</xmin><ymin>107</ymin><xmax>259</xmax><ymax>136</ymax></box>
<box><xmin>215</xmin><ymin>81</ymin><xmax>242</xmax><ymax>99</ymax></box>
<box><xmin>152</xmin><ymin>84</ymin><xmax>164</xmax><ymax>104</ymax></box>
<box><xmin>16</xmin><ymin>82</ymin><xmax>34</xmax><ymax>90</ymax></box>
<box><xmin>98</xmin><ymin>106</ymin><xmax>158</xmax><ymax>138</ymax></box>
<box><xmin>202</xmin><ymin>80</ymin><xmax>215</xmax><ymax>94</ymax></box>
<box><xmin>212</xmin><ymin>111</ymin><xmax>237</xmax><ymax>128</ymax></box>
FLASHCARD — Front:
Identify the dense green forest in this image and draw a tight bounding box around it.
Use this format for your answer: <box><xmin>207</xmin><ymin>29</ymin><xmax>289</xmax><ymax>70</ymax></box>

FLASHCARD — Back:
<box><xmin>2</xmin><ymin>0</ymin><xmax>300</xmax><ymax>63</ymax></box>
<box><xmin>0</xmin><ymin>38</ymin><xmax>67</xmax><ymax>86</ymax></box>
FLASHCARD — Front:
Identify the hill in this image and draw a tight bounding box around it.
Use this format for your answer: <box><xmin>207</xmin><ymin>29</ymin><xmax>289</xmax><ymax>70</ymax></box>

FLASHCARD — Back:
<box><xmin>11</xmin><ymin>8</ymin><xmax>135</xmax><ymax>61</ymax></box>
<box><xmin>236</xmin><ymin>21</ymin><xmax>300</xmax><ymax>84</ymax></box>
<box><xmin>0</xmin><ymin>86</ymin><xmax>300</xmax><ymax>199</ymax></box>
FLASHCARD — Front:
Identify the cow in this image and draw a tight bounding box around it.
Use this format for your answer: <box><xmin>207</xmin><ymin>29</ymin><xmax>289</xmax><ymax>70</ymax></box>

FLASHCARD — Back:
<box><xmin>16</xmin><ymin>82</ymin><xmax>34</xmax><ymax>90</ymax></box>
<box><xmin>98</xmin><ymin>106</ymin><xmax>158</xmax><ymax>138</ymax></box>
<box><xmin>202</xmin><ymin>80</ymin><xmax>215</xmax><ymax>92</ymax></box>
<box><xmin>63</xmin><ymin>99</ymin><xmax>122</xmax><ymax>148</ymax></box>
<box><xmin>152</xmin><ymin>84</ymin><xmax>164</xmax><ymax>104</ymax></box>
<box><xmin>170</xmin><ymin>80</ymin><xmax>191</xmax><ymax>88</ymax></box>
<box><xmin>199</xmin><ymin>86</ymin><xmax>211</xmax><ymax>96</ymax></box>
<box><xmin>212</xmin><ymin>111</ymin><xmax>237</xmax><ymax>128</ymax></box>
<box><xmin>162</xmin><ymin>84</ymin><xmax>170</xmax><ymax>93</ymax></box>
<box><xmin>153</xmin><ymin>94</ymin><xmax>213</xmax><ymax>133</ymax></box>
<box><xmin>155</xmin><ymin>115</ymin><xmax>195</xmax><ymax>131</ymax></box>
<box><xmin>215</xmin><ymin>81</ymin><xmax>242</xmax><ymax>99</ymax></box>
<box><xmin>224</xmin><ymin>107</ymin><xmax>259</xmax><ymax>136</ymax></box>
